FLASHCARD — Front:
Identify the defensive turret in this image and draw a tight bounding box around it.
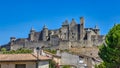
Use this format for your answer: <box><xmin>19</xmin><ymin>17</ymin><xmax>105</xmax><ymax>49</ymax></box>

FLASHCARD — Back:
<box><xmin>42</xmin><ymin>25</ymin><xmax>48</xmax><ymax>41</ymax></box>
<box><xmin>29</xmin><ymin>27</ymin><xmax>35</xmax><ymax>41</ymax></box>
<box><xmin>94</xmin><ymin>25</ymin><xmax>100</xmax><ymax>35</ymax></box>
<box><xmin>80</xmin><ymin>17</ymin><xmax>85</xmax><ymax>40</ymax></box>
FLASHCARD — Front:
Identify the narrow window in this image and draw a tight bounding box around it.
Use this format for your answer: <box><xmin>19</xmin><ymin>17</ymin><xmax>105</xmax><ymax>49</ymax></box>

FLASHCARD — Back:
<box><xmin>15</xmin><ymin>64</ymin><xmax>26</xmax><ymax>68</ymax></box>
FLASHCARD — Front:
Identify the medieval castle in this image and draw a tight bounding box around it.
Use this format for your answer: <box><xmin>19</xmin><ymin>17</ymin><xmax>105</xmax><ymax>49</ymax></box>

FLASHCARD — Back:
<box><xmin>2</xmin><ymin>17</ymin><xmax>105</xmax><ymax>50</ymax></box>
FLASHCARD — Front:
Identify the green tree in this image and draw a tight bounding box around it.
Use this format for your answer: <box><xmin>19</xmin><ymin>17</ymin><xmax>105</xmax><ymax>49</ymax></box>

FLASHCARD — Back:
<box><xmin>1</xmin><ymin>48</ymin><xmax>7</xmax><ymax>52</ymax></box>
<box><xmin>99</xmin><ymin>24</ymin><xmax>120</xmax><ymax>68</ymax></box>
<box><xmin>95</xmin><ymin>62</ymin><xmax>106</xmax><ymax>68</ymax></box>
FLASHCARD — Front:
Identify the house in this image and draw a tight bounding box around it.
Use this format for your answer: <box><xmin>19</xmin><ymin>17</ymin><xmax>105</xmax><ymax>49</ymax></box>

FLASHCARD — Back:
<box><xmin>42</xmin><ymin>50</ymin><xmax>61</xmax><ymax>65</ymax></box>
<box><xmin>0</xmin><ymin>54</ymin><xmax>51</xmax><ymax>68</ymax></box>
<box><xmin>42</xmin><ymin>49</ymin><xmax>102</xmax><ymax>68</ymax></box>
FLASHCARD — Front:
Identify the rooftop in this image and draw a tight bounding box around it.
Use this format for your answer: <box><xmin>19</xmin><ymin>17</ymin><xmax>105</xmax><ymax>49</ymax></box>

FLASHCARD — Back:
<box><xmin>0</xmin><ymin>54</ymin><xmax>51</xmax><ymax>62</ymax></box>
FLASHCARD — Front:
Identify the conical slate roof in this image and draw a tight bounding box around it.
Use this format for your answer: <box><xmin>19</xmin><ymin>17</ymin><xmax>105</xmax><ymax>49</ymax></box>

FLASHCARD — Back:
<box><xmin>62</xmin><ymin>20</ymin><xmax>69</xmax><ymax>26</ymax></box>
<box><xmin>43</xmin><ymin>24</ymin><xmax>48</xmax><ymax>29</ymax></box>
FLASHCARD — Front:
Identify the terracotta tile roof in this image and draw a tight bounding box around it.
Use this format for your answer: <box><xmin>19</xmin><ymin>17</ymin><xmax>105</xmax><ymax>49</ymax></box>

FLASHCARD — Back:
<box><xmin>33</xmin><ymin>54</ymin><xmax>51</xmax><ymax>60</ymax></box>
<box><xmin>43</xmin><ymin>51</ymin><xmax>61</xmax><ymax>58</ymax></box>
<box><xmin>0</xmin><ymin>54</ymin><xmax>51</xmax><ymax>62</ymax></box>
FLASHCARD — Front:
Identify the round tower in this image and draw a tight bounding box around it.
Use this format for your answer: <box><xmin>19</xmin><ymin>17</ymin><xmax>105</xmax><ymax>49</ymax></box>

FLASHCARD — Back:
<box><xmin>42</xmin><ymin>25</ymin><xmax>48</xmax><ymax>41</ymax></box>
<box><xmin>61</xmin><ymin>20</ymin><xmax>69</xmax><ymax>40</ymax></box>
<box><xmin>80</xmin><ymin>17</ymin><xmax>85</xmax><ymax>41</ymax></box>
<box><xmin>87</xmin><ymin>29</ymin><xmax>91</xmax><ymax>41</ymax></box>
<box><xmin>94</xmin><ymin>25</ymin><xmax>100</xmax><ymax>35</ymax></box>
<box><xmin>86</xmin><ymin>29</ymin><xmax>92</xmax><ymax>47</ymax></box>
<box><xmin>10</xmin><ymin>37</ymin><xmax>16</xmax><ymax>49</ymax></box>
<box><xmin>10</xmin><ymin>37</ymin><xmax>16</xmax><ymax>42</ymax></box>
<box><xmin>29</xmin><ymin>27</ymin><xmax>35</xmax><ymax>41</ymax></box>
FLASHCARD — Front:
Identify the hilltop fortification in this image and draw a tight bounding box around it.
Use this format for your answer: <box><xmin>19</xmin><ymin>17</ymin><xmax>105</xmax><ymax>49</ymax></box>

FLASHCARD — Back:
<box><xmin>2</xmin><ymin>17</ymin><xmax>105</xmax><ymax>50</ymax></box>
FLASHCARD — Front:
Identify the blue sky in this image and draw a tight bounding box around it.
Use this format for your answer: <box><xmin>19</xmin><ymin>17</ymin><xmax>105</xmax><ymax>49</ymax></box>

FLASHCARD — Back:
<box><xmin>0</xmin><ymin>0</ymin><xmax>120</xmax><ymax>45</ymax></box>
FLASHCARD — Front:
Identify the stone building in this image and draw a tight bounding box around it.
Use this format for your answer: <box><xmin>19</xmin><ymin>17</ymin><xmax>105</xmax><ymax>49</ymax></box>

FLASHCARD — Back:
<box><xmin>2</xmin><ymin>17</ymin><xmax>105</xmax><ymax>50</ymax></box>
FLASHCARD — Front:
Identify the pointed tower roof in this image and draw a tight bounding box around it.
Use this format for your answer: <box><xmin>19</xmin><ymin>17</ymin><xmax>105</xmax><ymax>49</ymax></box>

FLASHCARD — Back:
<box><xmin>95</xmin><ymin>25</ymin><xmax>99</xmax><ymax>29</ymax></box>
<box><xmin>31</xmin><ymin>27</ymin><xmax>35</xmax><ymax>31</ymax></box>
<box><xmin>72</xmin><ymin>18</ymin><xmax>75</xmax><ymax>22</ymax></box>
<box><xmin>87</xmin><ymin>28</ymin><xmax>91</xmax><ymax>32</ymax></box>
<box><xmin>43</xmin><ymin>24</ymin><xmax>48</xmax><ymax>29</ymax></box>
<box><xmin>70</xmin><ymin>18</ymin><xmax>76</xmax><ymax>26</ymax></box>
<box><xmin>62</xmin><ymin>19</ymin><xmax>69</xmax><ymax>26</ymax></box>
<box><xmin>30</xmin><ymin>27</ymin><xmax>35</xmax><ymax>32</ymax></box>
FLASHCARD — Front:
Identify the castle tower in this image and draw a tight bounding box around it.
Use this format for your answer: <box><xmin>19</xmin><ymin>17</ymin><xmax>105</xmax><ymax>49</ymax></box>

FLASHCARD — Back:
<box><xmin>61</xmin><ymin>20</ymin><xmax>69</xmax><ymax>40</ymax></box>
<box><xmin>86</xmin><ymin>29</ymin><xmax>91</xmax><ymax>41</ymax></box>
<box><xmin>94</xmin><ymin>25</ymin><xmax>100</xmax><ymax>35</ymax></box>
<box><xmin>42</xmin><ymin>25</ymin><xmax>48</xmax><ymax>41</ymax></box>
<box><xmin>9</xmin><ymin>37</ymin><xmax>16</xmax><ymax>50</ymax></box>
<box><xmin>69</xmin><ymin>18</ymin><xmax>78</xmax><ymax>41</ymax></box>
<box><xmin>80</xmin><ymin>17</ymin><xmax>85</xmax><ymax>40</ymax></box>
<box><xmin>10</xmin><ymin>37</ymin><xmax>16</xmax><ymax>42</ymax></box>
<box><xmin>29</xmin><ymin>27</ymin><xmax>35</xmax><ymax>41</ymax></box>
<box><xmin>86</xmin><ymin>29</ymin><xmax>92</xmax><ymax>47</ymax></box>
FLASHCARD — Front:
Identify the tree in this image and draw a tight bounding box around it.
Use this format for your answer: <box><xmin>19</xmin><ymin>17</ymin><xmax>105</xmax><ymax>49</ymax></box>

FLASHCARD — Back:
<box><xmin>1</xmin><ymin>48</ymin><xmax>7</xmax><ymax>52</ymax></box>
<box><xmin>99</xmin><ymin>24</ymin><xmax>120</xmax><ymax>68</ymax></box>
<box><xmin>95</xmin><ymin>62</ymin><xmax>106</xmax><ymax>68</ymax></box>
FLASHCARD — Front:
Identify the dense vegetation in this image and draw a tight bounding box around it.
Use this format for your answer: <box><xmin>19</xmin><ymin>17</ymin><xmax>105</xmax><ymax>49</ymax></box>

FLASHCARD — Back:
<box><xmin>49</xmin><ymin>60</ymin><xmax>71</xmax><ymax>68</ymax></box>
<box><xmin>49</xmin><ymin>60</ymin><xmax>56</xmax><ymax>68</ymax></box>
<box><xmin>44</xmin><ymin>49</ymin><xmax>57</xmax><ymax>54</ymax></box>
<box><xmin>1</xmin><ymin>48</ymin><xmax>32</xmax><ymax>54</ymax></box>
<box><xmin>96</xmin><ymin>24</ymin><xmax>120</xmax><ymax>68</ymax></box>
<box><xmin>62</xmin><ymin>65</ymin><xmax>71</xmax><ymax>68</ymax></box>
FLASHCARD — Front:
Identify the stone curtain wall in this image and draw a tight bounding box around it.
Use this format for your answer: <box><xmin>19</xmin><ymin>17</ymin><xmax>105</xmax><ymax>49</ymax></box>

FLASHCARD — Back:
<box><xmin>59</xmin><ymin>41</ymin><xmax>70</xmax><ymax>50</ymax></box>
<box><xmin>11</xmin><ymin>41</ymin><xmax>50</xmax><ymax>50</ymax></box>
<box><xmin>59</xmin><ymin>41</ymin><xmax>94</xmax><ymax>50</ymax></box>
<box><xmin>11</xmin><ymin>40</ymin><xmax>101</xmax><ymax>50</ymax></box>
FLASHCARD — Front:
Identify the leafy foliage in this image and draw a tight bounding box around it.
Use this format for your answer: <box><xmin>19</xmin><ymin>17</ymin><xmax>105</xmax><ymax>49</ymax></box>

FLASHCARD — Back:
<box><xmin>60</xmin><ymin>49</ymin><xmax>69</xmax><ymax>53</ymax></box>
<box><xmin>95</xmin><ymin>62</ymin><xmax>106</xmax><ymax>68</ymax></box>
<box><xmin>49</xmin><ymin>60</ymin><xmax>56</xmax><ymax>68</ymax></box>
<box><xmin>1</xmin><ymin>48</ymin><xmax>32</xmax><ymax>54</ymax></box>
<box><xmin>62</xmin><ymin>65</ymin><xmax>71</xmax><ymax>68</ymax></box>
<box><xmin>1</xmin><ymin>48</ymin><xmax>7</xmax><ymax>52</ymax></box>
<box><xmin>98</xmin><ymin>24</ymin><xmax>120</xmax><ymax>68</ymax></box>
<box><xmin>44</xmin><ymin>49</ymin><xmax>57</xmax><ymax>54</ymax></box>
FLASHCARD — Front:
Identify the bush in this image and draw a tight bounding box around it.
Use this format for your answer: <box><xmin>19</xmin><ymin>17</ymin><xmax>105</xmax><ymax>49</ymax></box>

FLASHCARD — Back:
<box><xmin>49</xmin><ymin>60</ymin><xmax>56</xmax><ymax>68</ymax></box>
<box><xmin>2</xmin><ymin>48</ymin><xmax>32</xmax><ymax>54</ymax></box>
<box><xmin>63</xmin><ymin>65</ymin><xmax>71</xmax><ymax>68</ymax></box>
<box><xmin>1</xmin><ymin>48</ymin><xmax>7</xmax><ymax>52</ymax></box>
<box><xmin>45</xmin><ymin>49</ymin><xmax>57</xmax><ymax>54</ymax></box>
